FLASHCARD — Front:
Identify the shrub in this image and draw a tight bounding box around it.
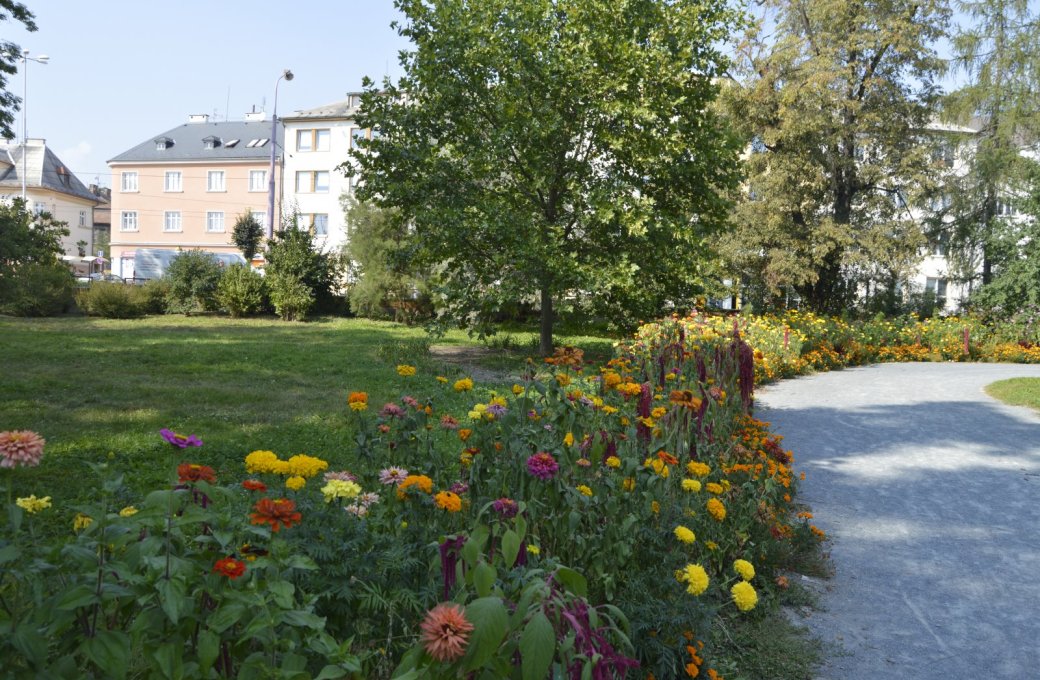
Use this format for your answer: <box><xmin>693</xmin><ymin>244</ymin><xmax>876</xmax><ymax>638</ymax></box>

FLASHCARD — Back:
<box><xmin>76</xmin><ymin>282</ymin><xmax>145</xmax><ymax>318</ymax></box>
<box><xmin>0</xmin><ymin>262</ymin><xmax>74</xmax><ymax>316</ymax></box>
<box><xmin>164</xmin><ymin>249</ymin><xmax>223</xmax><ymax>314</ymax></box>
<box><xmin>265</xmin><ymin>222</ymin><xmax>341</xmax><ymax>313</ymax></box>
<box><xmin>216</xmin><ymin>264</ymin><xmax>267</xmax><ymax>317</ymax></box>
<box><xmin>268</xmin><ymin>273</ymin><xmax>313</xmax><ymax>321</ymax></box>
<box><xmin>136</xmin><ymin>278</ymin><xmax>171</xmax><ymax>315</ymax></box>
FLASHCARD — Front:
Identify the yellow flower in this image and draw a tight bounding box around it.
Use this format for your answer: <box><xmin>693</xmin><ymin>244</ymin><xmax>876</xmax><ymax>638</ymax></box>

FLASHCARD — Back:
<box><xmin>15</xmin><ymin>495</ymin><xmax>51</xmax><ymax>514</ymax></box>
<box><xmin>469</xmin><ymin>403</ymin><xmax>487</xmax><ymax>420</ymax></box>
<box><xmin>651</xmin><ymin>406</ymin><xmax>667</xmax><ymax>419</ymax></box>
<box><xmin>454</xmin><ymin>377</ymin><xmax>474</xmax><ymax>392</ymax></box>
<box><xmin>286</xmin><ymin>454</ymin><xmax>329</xmax><ymax>478</ymax></box>
<box><xmin>322</xmin><ymin>479</ymin><xmax>361</xmax><ymax>502</ymax></box>
<box><xmin>651</xmin><ymin>501</ymin><xmax>660</xmax><ymax>514</ymax></box>
<box><xmin>602</xmin><ymin>406</ymin><xmax>618</xmax><ymax>415</ymax></box>
<box><xmin>605</xmin><ymin>456</ymin><xmax>621</xmax><ymax>468</ymax></box>
<box><xmin>705</xmin><ymin>482</ymin><xmax>724</xmax><ymax>495</ymax></box>
<box><xmin>705</xmin><ymin>540</ymin><xmax>718</xmax><ymax>551</ymax></box>
<box><xmin>73</xmin><ymin>513</ymin><xmax>93</xmax><ymax>531</ymax></box>
<box><xmin>731</xmin><ymin>581</ymin><xmax>758</xmax><ymax>611</ymax></box>
<box><xmin>436</xmin><ymin>376</ymin><xmax>448</xmax><ymax>383</ymax></box>
<box><xmin>347</xmin><ymin>391</ymin><xmax>369</xmax><ymax>411</ymax></box>
<box><xmin>674</xmin><ymin>525</ymin><xmax>696</xmax><ymax>544</ymax></box>
<box><xmin>563</xmin><ymin>432</ymin><xmax>575</xmax><ymax>447</ymax></box>
<box><xmin>555</xmin><ymin>373</ymin><xmax>571</xmax><ymax>387</ymax></box>
<box><xmin>119</xmin><ymin>506</ymin><xmax>138</xmax><ymax>517</ymax></box>
<box><xmin>619</xmin><ymin>417</ymin><xmax>630</xmax><ymax>426</ymax></box>
<box><xmin>733</xmin><ymin>559</ymin><xmax>755</xmax><ymax>581</ymax></box>
<box><xmin>682</xmin><ymin>479</ymin><xmax>702</xmax><ymax>493</ymax></box>
<box><xmin>396</xmin><ymin>364</ymin><xmax>417</xmax><ymax>377</ymax></box>
<box><xmin>665</xmin><ymin>372</ymin><xmax>677</xmax><ymax>382</ymax></box>
<box><xmin>286</xmin><ymin>475</ymin><xmax>306</xmax><ymax>491</ymax></box>
<box><xmin>676</xmin><ymin>563</ymin><xmax>709</xmax><ymax>596</ymax></box>
<box><xmin>245</xmin><ymin>450</ymin><xmax>280</xmax><ymax>474</ymax></box>
<box><xmin>576</xmin><ymin>485</ymin><xmax>593</xmax><ymax>497</ymax></box>
<box><xmin>707</xmin><ymin>498</ymin><xmax>726</xmax><ymax>521</ymax></box>
<box><xmin>434</xmin><ymin>491</ymin><xmax>463</xmax><ymax>512</ymax></box>
<box><xmin>686</xmin><ymin>461</ymin><xmax>711</xmax><ymax>477</ymax></box>
<box><xmin>512</xmin><ymin>383</ymin><xmax>524</xmax><ymax>395</ymax></box>
<box><xmin>526</xmin><ymin>545</ymin><xmax>540</xmax><ymax>556</ymax></box>
<box><xmin>489</xmin><ymin>395</ymin><xmax>507</xmax><ymax>408</ymax></box>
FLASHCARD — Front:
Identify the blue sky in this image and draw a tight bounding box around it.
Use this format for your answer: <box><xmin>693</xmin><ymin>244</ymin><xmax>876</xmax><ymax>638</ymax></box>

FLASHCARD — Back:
<box><xmin>4</xmin><ymin>1</ymin><xmax>410</xmax><ymax>187</ymax></box>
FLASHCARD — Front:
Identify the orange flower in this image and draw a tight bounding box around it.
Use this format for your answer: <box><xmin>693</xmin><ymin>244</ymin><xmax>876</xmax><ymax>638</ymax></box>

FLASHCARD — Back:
<box><xmin>657</xmin><ymin>450</ymin><xmax>679</xmax><ymax>466</ymax></box>
<box><xmin>669</xmin><ymin>390</ymin><xmax>703</xmax><ymax>410</ymax></box>
<box><xmin>458</xmin><ymin>428</ymin><xmax>473</xmax><ymax>442</ymax></box>
<box><xmin>249</xmin><ymin>498</ymin><xmax>302</xmax><ymax>532</ymax></box>
<box><xmin>347</xmin><ymin>391</ymin><xmax>368</xmax><ymax>412</ymax></box>
<box><xmin>177</xmin><ymin>463</ymin><xmax>217</xmax><ymax>483</ymax></box>
<box><xmin>420</xmin><ymin>603</ymin><xmax>474</xmax><ymax>662</ymax></box>
<box><xmin>397</xmin><ymin>474</ymin><xmax>434</xmax><ymax>499</ymax></box>
<box><xmin>212</xmin><ymin>556</ymin><xmax>247</xmax><ymax>579</ymax></box>
<box><xmin>434</xmin><ymin>491</ymin><xmax>462</xmax><ymax>512</ymax></box>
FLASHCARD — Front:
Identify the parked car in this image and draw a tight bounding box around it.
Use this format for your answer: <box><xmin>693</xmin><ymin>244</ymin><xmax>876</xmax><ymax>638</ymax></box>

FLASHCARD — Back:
<box><xmin>75</xmin><ymin>273</ymin><xmax>124</xmax><ymax>284</ymax></box>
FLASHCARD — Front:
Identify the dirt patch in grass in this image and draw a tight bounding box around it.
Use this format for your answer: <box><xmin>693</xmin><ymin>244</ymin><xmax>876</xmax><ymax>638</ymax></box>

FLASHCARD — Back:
<box><xmin>429</xmin><ymin>344</ymin><xmax>517</xmax><ymax>384</ymax></box>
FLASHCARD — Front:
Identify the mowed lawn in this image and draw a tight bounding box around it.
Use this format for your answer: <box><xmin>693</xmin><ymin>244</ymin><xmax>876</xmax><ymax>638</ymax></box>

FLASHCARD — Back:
<box><xmin>986</xmin><ymin>377</ymin><xmax>1040</xmax><ymax>412</ymax></box>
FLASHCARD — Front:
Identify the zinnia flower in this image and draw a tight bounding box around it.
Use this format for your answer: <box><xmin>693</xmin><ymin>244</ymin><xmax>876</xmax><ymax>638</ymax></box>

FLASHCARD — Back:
<box><xmin>15</xmin><ymin>494</ymin><xmax>51</xmax><ymax>514</ymax></box>
<box><xmin>0</xmin><ymin>430</ymin><xmax>45</xmax><ymax>468</ymax></box>
<box><xmin>213</xmin><ymin>556</ymin><xmax>247</xmax><ymax>580</ymax></box>
<box><xmin>324</xmin><ymin>470</ymin><xmax>358</xmax><ymax>482</ymax></box>
<box><xmin>526</xmin><ymin>452</ymin><xmax>559</xmax><ymax>481</ymax></box>
<box><xmin>605</xmin><ymin>456</ymin><xmax>621</xmax><ymax>468</ymax></box>
<box><xmin>707</xmin><ymin>498</ymin><xmax>727</xmax><ymax>522</ymax></box>
<box><xmin>177</xmin><ymin>463</ymin><xmax>217</xmax><ymax>484</ymax></box>
<box><xmin>458</xmin><ymin>428</ymin><xmax>473</xmax><ymax>442</ymax></box>
<box><xmin>674</xmin><ymin>525</ymin><xmax>696</xmax><ymax>544</ymax></box>
<box><xmin>249</xmin><ymin>498</ymin><xmax>302</xmax><ymax>532</ymax></box>
<box><xmin>676</xmin><ymin>563</ymin><xmax>709</xmax><ymax>595</ymax></box>
<box><xmin>453</xmin><ymin>377</ymin><xmax>474</xmax><ymax>392</ymax></box>
<box><xmin>434</xmin><ymin>491</ymin><xmax>463</xmax><ymax>512</ymax></box>
<box><xmin>379</xmin><ymin>466</ymin><xmax>409</xmax><ymax>485</ymax></box>
<box><xmin>286</xmin><ymin>475</ymin><xmax>306</xmax><ymax>491</ymax></box>
<box><xmin>159</xmin><ymin>428</ymin><xmax>202</xmax><ymax>449</ymax></box>
<box><xmin>396</xmin><ymin>364</ymin><xmax>417</xmax><ymax>377</ymax></box>
<box><xmin>420</xmin><ymin>603</ymin><xmax>474</xmax><ymax>662</ymax></box>
<box><xmin>493</xmin><ymin>497</ymin><xmax>518</xmax><ymax>518</ymax></box>
<box><xmin>576</xmin><ymin>484</ymin><xmax>593</xmax><ymax>497</ymax></box>
<box><xmin>731</xmin><ymin>581</ymin><xmax>758</xmax><ymax>611</ymax></box>
<box><xmin>380</xmin><ymin>403</ymin><xmax>405</xmax><ymax>418</ymax></box>
<box><xmin>242</xmin><ymin>479</ymin><xmax>267</xmax><ymax>492</ymax></box>
<box><xmin>440</xmin><ymin>415</ymin><xmax>459</xmax><ymax>430</ymax></box>
<box><xmin>733</xmin><ymin>559</ymin><xmax>755</xmax><ymax>581</ymax></box>
<box><xmin>321</xmin><ymin>479</ymin><xmax>361</xmax><ymax>502</ymax></box>
<box><xmin>347</xmin><ymin>391</ymin><xmax>369</xmax><ymax>411</ymax></box>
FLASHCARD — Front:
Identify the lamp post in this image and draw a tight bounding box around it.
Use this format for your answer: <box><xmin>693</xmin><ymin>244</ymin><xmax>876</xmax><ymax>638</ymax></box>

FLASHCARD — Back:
<box><xmin>17</xmin><ymin>49</ymin><xmax>49</xmax><ymax>201</ymax></box>
<box><xmin>267</xmin><ymin>68</ymin><xmax>293</xmax><ymax>238</ymax></box>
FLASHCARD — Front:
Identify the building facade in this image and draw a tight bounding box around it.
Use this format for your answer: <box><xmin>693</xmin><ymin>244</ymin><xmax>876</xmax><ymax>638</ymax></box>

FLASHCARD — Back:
<box><xmin>107</xmin><ymin>115</ymin><xmax>283</xmax><ymax>278</ymax></box>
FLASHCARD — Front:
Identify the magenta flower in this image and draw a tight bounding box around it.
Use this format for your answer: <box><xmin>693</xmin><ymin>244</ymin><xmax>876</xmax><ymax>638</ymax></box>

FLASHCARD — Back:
<box><xmin>380</xmin><ymin>403</ymin><xmax>405</xmax><ymax>418</ymax></box>
<box><xmin>492</xmin><ymin>497</ymin><xmax>519</xmax><ymax>518</ymax></box>
<box><xmin>0</xmin><ymin>430</ymin><xmax>45</xmax><ymax>468</ymax></box>
<box><xmin>159</xmin><ymin>428</ymin><xmax>202</xmax><ymax>449</ymax></box>
<box><xmin>526</xmin><ymin>452</ymin><xmax>559</xmax><ymax>481</ymax></box>
<box><xmin>450</xmin><ymin>481</ymin><xmax>469</xmax><ymax>495</ymax></box>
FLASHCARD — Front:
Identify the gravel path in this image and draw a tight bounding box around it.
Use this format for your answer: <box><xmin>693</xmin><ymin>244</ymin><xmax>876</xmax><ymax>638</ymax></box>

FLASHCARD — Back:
<box><xmin>756</xmin><ymin>363</ymin><xmax>1040</xmax><ymax>680</ymax></box>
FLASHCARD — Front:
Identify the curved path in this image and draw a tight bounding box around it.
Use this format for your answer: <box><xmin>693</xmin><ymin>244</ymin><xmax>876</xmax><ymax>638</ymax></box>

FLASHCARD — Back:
<box><xmin>756</xmin><ymin>363</ymin><xmax>1040</xmax><ymax>680</ymax></box>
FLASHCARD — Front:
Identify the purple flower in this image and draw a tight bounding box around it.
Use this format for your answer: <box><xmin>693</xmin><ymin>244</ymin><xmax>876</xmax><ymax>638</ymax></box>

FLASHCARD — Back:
<box><xmin>526</xmin><ymin>452</ymin><xmax>559</xmax><ymax>481</ymax></box>
<box><xmin>380</xmin><ymin>403</ymin><xmax>405</xmax><ymax>418</ymax></box>
<box><xmin>486</xmin><ymin>403</ymin><xmax>508</xmax><ymax>418</ymax></box>
<box><xmin>160</xmin><ymin>428</ymin><xmax>202</xmax><ymax>449</ymax></box>
<box><xmin>493</xmin><ymin>497</ymin><xmax>519</xmax><ymax>518</ymax></box>
<box><xmin>378</xmin><ymin>466</ymin><xmax>409</xmax><ymax>485</ymax></box>
<box><xmin>450</xmin><ymin>481</ymin><xmax>469</xmax><ymax>495</ymax></box>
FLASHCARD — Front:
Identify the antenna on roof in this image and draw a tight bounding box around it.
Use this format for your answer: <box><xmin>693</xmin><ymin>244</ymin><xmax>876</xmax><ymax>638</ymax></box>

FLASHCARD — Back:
<box><xmin>225</xmin><ymin>86</ymin><xmax>231</xmax><ymax>122</ymax></box>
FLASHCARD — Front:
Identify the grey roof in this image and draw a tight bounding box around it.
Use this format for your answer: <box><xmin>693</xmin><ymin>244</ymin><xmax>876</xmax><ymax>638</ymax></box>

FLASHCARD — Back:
<box><xmin>108</xmin><ymin>120</ymin><xmax>285</xmax><ymax>163</ymax></box>
<box><xmin>0</xmin><ymin>143</ymin><xmax>100</xmax><ymax>202</ymax></box>
<box><xmin>281</xmin><ymin>94</ymin><xmax>362</xmax><ymax>121</ymax></box>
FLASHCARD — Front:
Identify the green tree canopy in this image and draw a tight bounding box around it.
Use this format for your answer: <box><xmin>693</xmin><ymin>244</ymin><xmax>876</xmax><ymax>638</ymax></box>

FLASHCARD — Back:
<box><xmin>348</xmin><ymin>0</ymin><xmax>745</xmax><ymax>353</ymax></box>
<box><xmin>720</xmin><ymin>0</ymin><xmax>948</xmax><ymax>313</ymax></box>
<box><xmin>231</xmin><ymin>210</ymin><xmax>264</xmax><ymax>262</ymax></box>
<box><xmin>0</xmin><ymin>1</ymin><xmax>36</xmax><ymax>141</ymax></box>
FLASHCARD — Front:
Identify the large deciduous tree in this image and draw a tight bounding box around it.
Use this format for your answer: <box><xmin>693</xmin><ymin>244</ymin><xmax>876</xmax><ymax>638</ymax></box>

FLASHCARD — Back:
<box><xmin>348</xmin><ymin>0</ymin><xmax>744</xmax><ymax>354</ymax></box>
<box><xmin>720</xmin><ymin>0</ymin><xmax>948</xmax><ymax>314</ymax></box>
<box><xmin>0</xmin><ymin>1</ymin><xmax>36</xmax><ymax>141</ymax></box>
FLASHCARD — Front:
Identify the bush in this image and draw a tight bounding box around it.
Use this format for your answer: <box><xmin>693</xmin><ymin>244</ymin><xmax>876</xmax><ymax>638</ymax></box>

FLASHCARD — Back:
<box><xmin>136</xmin><ymin>279</ymin><xmax>170</xmax><ymax>315</ymax></box>
<box><xmin>268</xmin><ymin>273</ymin><xmax>313</xmax><ymax>321</ymax></box>
<box><xmin>216</xmin><ymin>264</ymin><xmax>267</xmax><ymax>317</ymax></box>
<box><xmin>265</xmin><ymin>222</ymin><xmax>341</xmax><ymax>313</ymax></box>
<box><xmin>0</xmin><ymin>262</ymin><xmax>74</xmax><ymax>316</ymax></box>
<box><xmin>164</xmin><ymin>249</ymin><xmax>224</xmax><ymax>314</ymax></box>
<box><xmin>76</xmin><ymin>282</ymin><xmax>145</xmax><ymax>319</ymax></box>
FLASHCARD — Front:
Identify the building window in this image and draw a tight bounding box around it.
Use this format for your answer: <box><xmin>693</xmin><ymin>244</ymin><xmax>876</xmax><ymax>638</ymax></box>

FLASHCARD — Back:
<box><xmin>996</xmin><ymin>199</ymin><xmax>1019</xmax><ymax>217</ymax></box>
<box><xmin>120</xmin><ymin>211</ymin><xmax>138</xmax><ymax>232</ymax></box>
<box><xmin>249</xmin><ymin>170</ymin><xmax>267</xmax><ymax>192</ymax></box>
<box><xmin>925</xmin><ymin>277</ymin><xmax>948</xmax><ymax>300</ymax></box>
<box><xmin>350</xmin><ymin>128</ymin><xmax>367</xmax><ymax>149</ymax></box>
<box><xmin>253</xmin><ymin>211</ymin><xmax>266</xmax><ymax>228</ymax></box>
<box><xmin>79</xmin><ymin>210</ymin><xmax>86</xmax><ymax>227</ymax></box>
<box><xmin>207</xmin><ymin>170</ymin><xmax>226</xmax><ymax>192</ymax></box>
<box><xmin>295</xmin><ymin>170</ymin><xmax>330</xmax><ymax>193</ymax></box>
<box><xmin>932</xmin><ymin>142</ymin><xmax>955</xmax><ymax>168</ymax></box>
<box><xmin>34</xmin><ymin>201</ymin><xmax>46</xmax><ymax>215</ymax></box>
<box><xmin>206</xmin><ymin>211</ymin><xmax>225</xmax><ymax>232</ymax></box>
<box><xmin>303</xmin><ymin>213</ymin><xmax>329</xmax><ymax>236</ymax></box>
<box><xmin>121</xmin><ymin>172</ymin><xmax>138</xmax><ymax>192</ymax></box>
<box><xmin>296</xmin><ymin>129</ymin><xmax>331</xmax><ymax>152</ymax></box>
<box><xmin>931</xmin><ymin>232</ymin><xmax>948</xmax><ymax>257</ymax></box>
<box><xmin>164</xmin><ymin>171</ymin><xmax>182</xmax><ymax>192</ymax></box>
<box><xmin>164</xmin><ymin>211</ymin><xmax>182</xmax><ymax>232</ymax></box>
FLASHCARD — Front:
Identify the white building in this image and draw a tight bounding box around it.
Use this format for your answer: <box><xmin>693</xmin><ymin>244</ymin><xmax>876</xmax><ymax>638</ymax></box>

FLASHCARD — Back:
<box><xmin>280</xmin><ymin>93</ymin><xmax>373</xmax><ymax>254</ymax></box>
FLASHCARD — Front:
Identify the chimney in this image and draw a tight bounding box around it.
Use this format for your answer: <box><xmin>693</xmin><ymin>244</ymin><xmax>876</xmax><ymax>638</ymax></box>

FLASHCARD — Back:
<box><xmin>188</xmin><ymin>114</ymin><xmax>210</xmax><ymax>124</ymax></box>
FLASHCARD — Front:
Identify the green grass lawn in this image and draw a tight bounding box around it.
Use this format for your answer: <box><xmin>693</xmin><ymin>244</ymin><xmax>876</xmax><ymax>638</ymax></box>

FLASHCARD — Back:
<box><xmin>0</xmin><ymin>315</ymin><xmax>613</xmax><ymax>520</ymax></box>
<box><xmin>986</xmin><ymin>377</ymin><xmax>1040</xmax><ymax>412</ymax></box>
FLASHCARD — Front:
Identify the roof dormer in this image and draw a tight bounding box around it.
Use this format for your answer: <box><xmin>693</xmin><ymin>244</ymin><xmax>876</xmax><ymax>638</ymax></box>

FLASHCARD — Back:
<box><xmin>154</xmin><ymin>136</ymin><xmax>174</xmax><ymax>151</ymax></box>
<box><xmin>203</xmin><ymin>135</ymin><xmax>221</xmax><ymax>150</ymax></box>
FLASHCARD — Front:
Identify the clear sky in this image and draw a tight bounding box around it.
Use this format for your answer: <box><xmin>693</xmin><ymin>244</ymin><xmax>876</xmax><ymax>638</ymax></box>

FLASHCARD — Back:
<box><xmin>4</xmin><ymin>1</ymin><xmax>410</xmax><ymax>187</ymax></box>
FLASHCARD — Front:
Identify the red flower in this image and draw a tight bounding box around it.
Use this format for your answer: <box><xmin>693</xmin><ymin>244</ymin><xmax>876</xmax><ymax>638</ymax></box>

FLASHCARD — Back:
<box><xmin>250</xmin><ymin>498</ymin><xmax>302</xmax><ymax>532</ymax></box>
<box><xmin>213</xmin><ymin>556</ymin><xmax>247</xmax><ymax>579</ymax></box>
<box><xmin>242</xmin><ymin>479</ymin><xmax>267</xmax><ymax>492</ymax></box>
<box><xmin>177</xmin><ymin>463</ymin><xmax>217</xmax><ymax>483</ymax></box>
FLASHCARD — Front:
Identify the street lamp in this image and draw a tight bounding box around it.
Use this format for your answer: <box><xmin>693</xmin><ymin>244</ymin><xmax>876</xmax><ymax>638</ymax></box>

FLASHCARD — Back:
<box><xmin>267</xmin><ymin>68</ymin><xmax>293</xmax><ymax>238</ymax></box>
<box><xmin>16</xmin><ymin>49</ymin><xmax>49</xmax><ymax>201</ymax></box>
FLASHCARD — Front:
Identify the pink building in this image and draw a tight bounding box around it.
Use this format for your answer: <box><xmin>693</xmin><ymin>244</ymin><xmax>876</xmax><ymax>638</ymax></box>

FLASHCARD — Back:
<box><xmin>107</xmin><ymin>114</ymin><xmax>284</xmax><ymax>278</ymax></box>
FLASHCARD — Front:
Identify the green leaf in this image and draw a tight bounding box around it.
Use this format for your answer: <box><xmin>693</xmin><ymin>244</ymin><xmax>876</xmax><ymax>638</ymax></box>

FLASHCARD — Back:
<box><xmin>151</xmin><ymin>641</ymin><xmax>184</xmax><ymax>680</ymax></box>
<box><xmin>84</xmin><ymin>630</ymin><xmax>130</xmax><ymax>680</ymax></box>
<box><xmin>472</xmin><ymin>561</ymin><xmax>496</xmax><ymax>597</ymax></box>
<box><xmin>268</xmin><ymin>580</ymin><xmax>295</xmax><ymax>609</ymax></box>
<box><xmin>514</xmin><ymin>515</ymin><xmax>527</xmax><ymax>541</ymax></box>
<box><xmin>462</xmin><ymin>597</ymin><xmax>509</xmax><ymax>671</ymax></box>
<box><xmin>54</xmin><ymin>584</ymin><xmax>98</xmax><ymax>611</ymax></box>
<box><xmin>281</xmin><ymin>610</ymin><xmax>326</xmax><ymax>629</ymax></box>
<box><xmin>197</xmin><ymin>629</ymin><xmax>220</xmax><ymax>673</ymax></box>
<box><xmin>12</xmin><ymin>623</ymin><xmax>48</xmax><ymax>667</ymax></box>
<box><xmin>520</xmin><ymin>612</ymin><xmax>555</xmax><ymax>680</ymax></box>
<box><xmin>501</xmin><ymin>530</ymin><xmax>520</xmax><ymax>568</ymax></box>
<box><xmin>555</xmin><ymin>567</ymin><xmax>587</xmax><ymax>598</ymax></box>
<box><xmin>207</xmin><ymin>601</ymin><xmax>247</xmax><ymax>634</ymax></box>
<box><xmin>157</xmin><ymin>578</ymin><xmax>187</xmax><ymax>625</ymax></box>
<box><xmin>314</xmin><ymin>665</ymin><xmax>348</xmax><ymax>680</ymax></box>
<box><xmin>0</xmin><ymin>543</ymin><xmax>21</xmax><ymax>565</ymax></box>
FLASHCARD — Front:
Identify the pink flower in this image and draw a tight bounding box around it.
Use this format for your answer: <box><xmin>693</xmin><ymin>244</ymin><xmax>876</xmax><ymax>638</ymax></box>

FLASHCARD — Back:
<box><xmin>0</xmin><ymin>430</ymin><xmax>45</xmax><ymax>468</ymax></box>
<box><xmin>159</xmin><ymin>428</ymin><xmax>202</xmax><ymax>449</ymax></box>
<box><xmin>378</xmin><ymin>466</ymin><xmax>409</xmax><ymax>485</ymax></box>
<box><xmin>402</xmin><ymin>395</ymin><xmax>420</xmax><ymax>408</ymax></box>
<box><xmin>440</xmin><ymin>415</ymin><xmax>459</xmax><ymax>430</ymax></box>
<box><xmin>380</xmin><ymin>403</ymin><xmax>405</xmax><ymax>418</ymax></box>
<box><xmin>324</xmin><ymin>470</ymin><xmax>358</xmax><ymax>482</ymax></box>
<box><xmin>526</xmin><ymin>452</ymin><xmax>559</xmax><ymax>481</ymax></box>
<box><xmin>492</xmin><ymin>497</ymin><xmax>518</xmax><ymax>518</ymax></box>
<box><xmin>420</xmin><ymin>603</ymin><xmax>474</xmax><ymax>662</ymax></box>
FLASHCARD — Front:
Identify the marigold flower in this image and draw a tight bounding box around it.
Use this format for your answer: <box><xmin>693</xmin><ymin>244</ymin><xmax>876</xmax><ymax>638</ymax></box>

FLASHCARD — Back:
<box><xmin>687</xmin><ymin>461</ymin><xmax>711</xmax><ymax>477</ymax></box>
<box><xmin>177</xmin><ymin>463</ymin><xmax>217</xmax><ymax>484</ymax></box>
<box><xmin>73</xmin><ymin>513</ymin><xmax>93</xmax><ymax>531</ymax></box>
<box><xmin>602</xmin><ymin>406</ymin><xmax>618</xmax><ymax>415</ymax></box>
<box><xmin>286</xmin><ymin>454</ymin><xmax>328</xmax><ymax>478</ymax></box>
<box><xmin>244</xmin><ymin>450</ymin><xmax>279</xmax><ymax>474</ymax></box>
<box><xmin>322</xmin><ymin>479</ymin><xmax>361</xmax><ymax>502</ymax></box>
<box><xmin>623</xmin><ymin>477</ymin><xmax>636</xmax><ymax>491</ymax></box>
<box><xmin>705</xmin><ymin>482</ymin><xmax>724</xmax><ymax>495</ymax></box>
<box><xmin>651</xmin><ymin>500</ymin><xmax>660</xmax><ymax>514</ymax></box>
<box><xmin>119</xmin><ymin>506</ymin><xmax>138</xmax><ymax>517</ymax></box>
<box><xmin>453</xmin><ymin>377</ymin><xmax>474</xmax><ymax>392</ymax></box>
<box><xmin>397</xmin><ymin>474</ymin><xmax>434</xmax><ymax>498</ymax></box>
<box><xmin>15</xmin><ymin>494</ymin><xmax>51</xmax><ymax>514</ymax></box>
<box><xmin>526</xmin><ymin>452</ymin><xmax>559</xmax><ymax>480</ymax></box>
<box><xmin>347</xmin><ymin>391</ymin><xmax>369</xmax><ymax>411</ymax></box>
<box><xmin>511</xmin><ymin>383</ymin><xmax>525</xmax><ymax>395</ymax></box>
<box><xmin>0</xmin><ymin>430</ymin><xmax>46</xmax><ymax>468</ymax></box>
<box><xmin>213</xmin><ymin>556</ymin><xmax>247</xmax><ymax>580</ymax></box>
<box><xmin>458</xmin><ymin>428</ymin><xmax>472</xmax><ymax>442</ymax></box>
<box><xmin>674</xmin><ymin>525</ymin><xmax>696</xmax><ymax>544</ymax></box>
<box><xmin>286</xmin><ymin>475</ymin><xmax>306</xmax><ymax>491</ymax></box>
<box><xmin>242</xmin><ymin>479</ymin><xmax>267</xmax><ymax>492</ymax></box>
<box><xmin>434</xmin><ymin>491</ymin><xmax>462</xmax><ymax>512</ymax></box>
<box><xmin>159</xmin><ymin>428</ymin><xmax>202</xmax><ymax>449</ymax></box>
<box><xmin>605</xmin><ymin>456</ymin><xmax>621</xmax><ymax>468</ymax></box>
<box><xmin>651</xmin><ymin>406</ymin><xmax>667</xmax><ymax>419</ymax></box>
<box><xmin>676</xmin><ymin>563</ymin><xmax>709</xmax><ymax>595</ymax></box>
<box><xmin>682</xmin><ymin>479</ymin><xmax>702</xmax><ymax>493</ymax></box>
<box><xmin>396</xmin><ymin>364</ymin><xmax>417</xmax><ymax>377</ymax></box>
<box><xmin>249</xmin><ymin>498</ymin><xmax>301</xmax><ymax>532</ymax></box>
<box><xmin>563</xmin><ymin>432</ymin><xmax>575</xmax><ymax>447</ymax></box>
<box><xmin>576</xmin><ymin>484</ymin><xmax>593</xmax><ymax>497</ymax></box>
<box><xmin>731</xmin><ymin>581</ymin><xmax>758</xmax><ymax>611</ymax></box>
<box><xmin>420</xmin><ymin>603</ymin><xmax>474</xmax><ymax>662</ymax></box>
<box><xmin>436</xmin><ymin>376</ymin><xmax>448</xmax><ymax>383</ymax></box>
<box><xmin>733</xmin><ymin>559</ymin><xmax>755</xmax><ymax>581</ymax></box>
<box><xmin>707</xmin><ymin>498</ymin><xmax>726</xmax><ymax>521</ymax></box>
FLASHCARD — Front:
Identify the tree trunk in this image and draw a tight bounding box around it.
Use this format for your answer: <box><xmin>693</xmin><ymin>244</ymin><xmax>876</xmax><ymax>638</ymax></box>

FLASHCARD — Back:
<box><xmin>539</xmin><ymin>285</ymin><xmax>554</xmax><ymax>357</ymax></box>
